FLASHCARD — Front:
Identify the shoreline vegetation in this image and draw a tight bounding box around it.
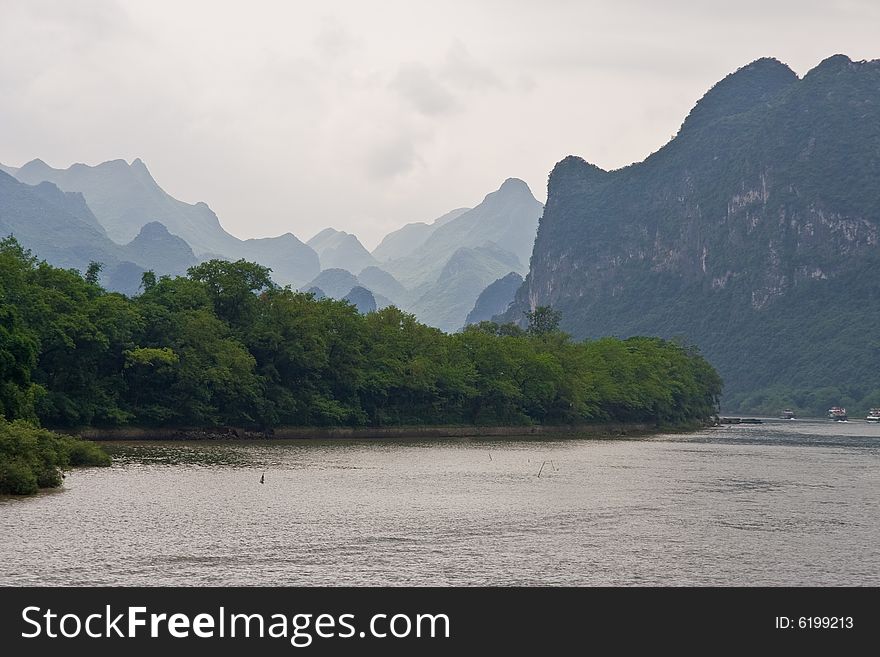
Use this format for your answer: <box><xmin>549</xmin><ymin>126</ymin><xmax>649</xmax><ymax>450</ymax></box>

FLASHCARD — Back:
<box><xmin>1</xmin><ymin>238</ymin><xmax>723</xmax><ymax>493</ymax></box>
<box><xmin>0</xmin><ymin>418</ymin><xmax>110</xmax><ymax>495</ymax></box>
<box><xmin>78</xmin><ymin>421</ymin><xmax>669</xmax><ymax>441</ymax></box>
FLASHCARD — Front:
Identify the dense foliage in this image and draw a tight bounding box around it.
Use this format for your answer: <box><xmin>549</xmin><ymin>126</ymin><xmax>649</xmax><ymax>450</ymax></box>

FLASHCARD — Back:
<box><xmin>0</xmin><ymin>238</ymin><xmax>721</xmax><ymax>430</ymax></box>
<box><xmin>0</xmin><ymin>418</ymin><xmax>110</xmax><ymax>495</ymax></box>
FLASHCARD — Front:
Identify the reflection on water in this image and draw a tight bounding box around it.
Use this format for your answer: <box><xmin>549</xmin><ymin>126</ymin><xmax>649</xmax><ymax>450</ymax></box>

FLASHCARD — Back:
<box><xmin>1</xmin><ymin>419</ymin><xmax>878</xmax><ymax>586</ymax></box>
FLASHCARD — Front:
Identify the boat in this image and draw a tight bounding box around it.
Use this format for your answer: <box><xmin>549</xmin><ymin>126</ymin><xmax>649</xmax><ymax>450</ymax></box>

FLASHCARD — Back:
<box><xmin>827</xmin><ymin>406</ymin><xmax>848</xmax><ymax>421</ymax></box>
<box><xmin>781</xmin><ymin>409</ymin><xmax>795</xmax><ymax>420</ymax></box>
<box><xmin>867</xmin><ymin>409</ymin><xmax>880</xmax><ymax>423</ymax></box>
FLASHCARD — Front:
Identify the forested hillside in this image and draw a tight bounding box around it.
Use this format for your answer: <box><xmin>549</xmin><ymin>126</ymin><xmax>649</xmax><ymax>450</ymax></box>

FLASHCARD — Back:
<box><xmin>503</xmin><ymin>55</ymin><xmax>880</xmax><ymax>416</ymax></box>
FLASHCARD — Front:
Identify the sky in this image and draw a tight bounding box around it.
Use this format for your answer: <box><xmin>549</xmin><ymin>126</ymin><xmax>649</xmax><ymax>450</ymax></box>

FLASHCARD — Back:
<box><xmin>1</xmin><ymin>1</ymin><xmax>878</xmax><ymax>248</ymax></box>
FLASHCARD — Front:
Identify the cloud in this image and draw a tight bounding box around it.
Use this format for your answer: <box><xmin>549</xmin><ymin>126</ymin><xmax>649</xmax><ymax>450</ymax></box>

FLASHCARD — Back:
<box><xmin>391</xmin><ymin>63</ymin><xmax>460</xmax><ymax>116</ymax></box>
<box><xmin>441</xmin><ymin>41</ymin><xmax>502</xmax><ymax>91</ymax></box>
<box><xmin>389</xmin><ymin>42</ymin><xmax>505</xmax><ymax>118</ymax></box>
<box><xmin>364</xmin><ymin>130</ymin><xmax>424</xmax><ymax>180</ymax></box>
<box><xmin>314</xmin><ymin>16</ymin><xmax>362</xmax><ymax>60</ymax></box>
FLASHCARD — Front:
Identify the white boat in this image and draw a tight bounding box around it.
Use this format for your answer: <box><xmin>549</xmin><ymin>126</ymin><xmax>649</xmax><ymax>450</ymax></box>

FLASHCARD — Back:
<box><xmin>827</xmin><ymin>406</ymin><xmax>848</xmax><ymax>421</ymax></box>
<box><xmin>867</xmin><ymin>408</ymin><xmax>880</xmax><ymax>423</ymax></box>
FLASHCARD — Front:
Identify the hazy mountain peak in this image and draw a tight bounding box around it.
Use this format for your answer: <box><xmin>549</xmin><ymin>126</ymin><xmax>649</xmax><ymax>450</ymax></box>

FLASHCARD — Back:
<box><xmin>307</xmin><ymin>228</ymin><xmax>377</xmax><ymax>273</ymax></box>
<box><xmin>307</xmin><ymin>227</ymin><xmax>343</xmax><ymax>245</ymax></box>
<box><xmin>498</xmin><ymin>177</ymin><xmax>530</xmax><ymax>194</ymax></box>
<box><xmin>18</xmin><ymin>158</ymin><xmax>53</xmax><ymax>176</ymax></box>
<box><xmin>129</xmin><ymin>157</ymin><xmax>156</xmax><ymax>182</ymax></box>
<box><xmin>302</xmin><ymin>268</ymin><xmax>360</xmax><ymax>299</ymax></box>
<box><xmin>96</xmin><ymin>158</ymin><xmax>131</xmax><ymax>171</ymax></box>
<box><xmin>482</xmin><ymin>177</ymin><xmax>537</xmax><ymax>205</ymax></box>
<box><xmin>123</xmin><ymin>221</ymin><xmax>197</xmax><ymax>276</ymax></box>
<box><xmin>382</xmin><ymin>176</ymin><xmax>542</xmax><ymax>295</ymax></box>
<box><xmin>135</xmin><ymin>220</ymin><xmax>174</xmax><ymax>239</ymax></box>
<box><xmin>371</xmin><ymin>207</ymin><xmax>471</xmax><ymax>263</ymax></box>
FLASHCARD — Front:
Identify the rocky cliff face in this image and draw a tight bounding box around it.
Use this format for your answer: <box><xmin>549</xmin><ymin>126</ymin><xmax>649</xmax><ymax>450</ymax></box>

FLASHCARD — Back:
<box><xmin>503</xmin><ymin>55</ymin><xmax>880</xmax><ymax>411</ymax></box>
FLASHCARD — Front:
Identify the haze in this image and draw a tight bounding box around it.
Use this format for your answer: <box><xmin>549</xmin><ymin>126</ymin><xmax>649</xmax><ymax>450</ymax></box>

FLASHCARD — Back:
<box><xmin>1</xmin><ymin>0</ymin><xmax>877</xmax><ymax>247</ymax></box>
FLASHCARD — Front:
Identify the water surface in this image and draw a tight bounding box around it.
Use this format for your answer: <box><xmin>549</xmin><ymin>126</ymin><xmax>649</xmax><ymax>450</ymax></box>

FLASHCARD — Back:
<box><xmin>2</xmin><ymin>419</ymin><xmax>878</xmax><ymax>585</ymax></box>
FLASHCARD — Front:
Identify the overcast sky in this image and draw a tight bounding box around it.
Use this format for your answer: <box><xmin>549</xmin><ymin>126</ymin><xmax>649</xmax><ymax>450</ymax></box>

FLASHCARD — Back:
<box><xmin>1</xmin><ymin>0</ymin><xmax>878</xmax><ymax>248</ymax></box>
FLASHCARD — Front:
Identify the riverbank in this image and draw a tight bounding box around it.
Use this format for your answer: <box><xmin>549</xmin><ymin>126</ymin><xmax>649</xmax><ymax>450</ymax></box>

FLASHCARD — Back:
<box><xmin>77</xmin><ymin>422</ymin><xmax>662</xmax><ymax>441</ymax></box>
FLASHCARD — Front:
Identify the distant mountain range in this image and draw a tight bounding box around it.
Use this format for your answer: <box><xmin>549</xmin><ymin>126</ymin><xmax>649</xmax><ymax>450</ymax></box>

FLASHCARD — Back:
<box><xmin>380</xmin><ymin>178</ymin><xmax>541</xmax><ymax>288</ymax></box>
<box><xmin>272</xmin><ymin>178</ymin><xmax>541</xmax><ymax>330</ymax></box>
<box><xmin>371</xmin><ymin>207</ymin><xmax>469</xmax><ymax>263</ymax></box>
<box><xmin>1</xmin><ymin>158</ymin><xmax>541</xmax><ymax>331</ymax></box>
<box><xmin>0</xmin><ymin>170</ymin><xmax>194</xmax><ymax>295</ymax></box>
<box><xmin>501</xmin><ymin>54</ymin><xmax>880</xmax><ymax>415</ymax></box>
<box><xmin>367</xmin><ymin>178</ymin><xmax>542</xmax><ymax>331</ymax></box>
<box><xmin>9</xmin><ymin>158</ymin><xmax>319</xmax><ymax>286</ymax></box>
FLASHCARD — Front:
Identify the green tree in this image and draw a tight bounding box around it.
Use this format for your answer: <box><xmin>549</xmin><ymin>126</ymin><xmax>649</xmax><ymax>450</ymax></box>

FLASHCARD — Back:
<box><xmin>187</xmin><ymin>259</ymin><xmax>274</xmax><ymax>329</ymax></box>
<box><xmin>84</xmin><ymin>261</ymin><xmax>103</xmax><ymax>286</ymax></box>
<box><xmin>526</xmin><ymin>306</ymin><xmax>562</xmax><ymax>336</ymax></box>
<box><xmin>140</xmin><ymin>270</ymin><xmax>157</xmax><ymax>292</ymax></box>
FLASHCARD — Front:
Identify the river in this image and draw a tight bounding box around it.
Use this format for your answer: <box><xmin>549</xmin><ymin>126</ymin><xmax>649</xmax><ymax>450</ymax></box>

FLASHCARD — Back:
<box><xmin>1</xmin><ymin>419</ymin><xmax>878</xmax><ymax>586</ymax></box>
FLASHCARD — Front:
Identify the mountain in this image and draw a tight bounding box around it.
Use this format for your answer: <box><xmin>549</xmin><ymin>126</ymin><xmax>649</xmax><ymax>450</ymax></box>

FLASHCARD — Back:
<box><xmin>371</xmin><ymin>207</ymin><xmax>469</xmax><ymax>263</ymax></box>
<box><xmin>342</xmin><ymin>286</ymin><xmax>377</xmax><ymax>314</ymax></box>
<box><xmin>409</xmin><ymin>244</ymin><xmax>523</xmax><ymax>332</ymax></box>
<box><xmin>122</xmin><ymin>221</ymin><xmax>197</xmax><ymax>275</ymax></box>
<box><xmin>465</xmin><ymin>272</ymin><xmax>523</xmax><ymax>326</ymax></box>
<box><xmin>382</xmin><ymin>179</ymin><xmax>542</xmax><ymax>288</ymax></box>
<box><xmin>236</xmin><ymin>233</ymin><xmax>319</xmax><ymax>286</ymax></box>
<box><xmin>502</xmin><ymin>55</ymin><xmax>880</xmax><ymax>415</ymax></box>
<box><xmin>0</xmin><ymin>170</ymin><xmax>121</xmax><ymax>271</ymax></box>
<box><xmin>0</xmin><ymin>170</ymin><xmax>199</xmax><ymax>295</ymax></box>
<box><xmin>0</xmin><ymin>172</ymin><xmax>144</xmax><ymax>294</ymax></box>
<box><xmin>27</xmin><ymin>181</ymin><xmax>105</xmax><ymax>233</ymax></box>
<box><xmin>301</xmin><ymin>268</ymin><xmax>360</xmax><ymax>299</ymax></box>
<box><xmin>307</xmin><ymin>228</ymin><xmax>377</xmax><ymax>273</ymax></box>
<box><xmin>9</xmin><ymin>158</ymin><xmax>319</xmax><ymax>285</ymax></box>
<box><xmin>356</xmin><ymin>266</ymin><xmax>408</xmax><ymax>305</ymax></box>
<box><xmin>0</xmin><ymin>164</ymin><xmax>17</xmax><ymax>177</ymax></box>
<box><xmin>13</xmin><ymin>158</ymin><xmax>221</xmax><ymax>246</ymax></box>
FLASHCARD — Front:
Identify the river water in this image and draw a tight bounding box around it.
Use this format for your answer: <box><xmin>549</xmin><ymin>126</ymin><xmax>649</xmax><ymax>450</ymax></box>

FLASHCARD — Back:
<box><xmin>1</xmin><ymin>419</ymin><xmax>878</xmax><ymax>586</ymax></box>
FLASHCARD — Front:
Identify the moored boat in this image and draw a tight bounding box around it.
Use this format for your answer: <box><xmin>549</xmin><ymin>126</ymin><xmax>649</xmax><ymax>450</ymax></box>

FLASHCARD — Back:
<box><xmin>867</xmin><ymin>408</ymin><xmax>880</xmax><ymax>423</ymax></box>
<box><xmin>827</xmin><ymin>406</ymin><xmax>848</xmax><ymax>421</ymax></box>
<box><xmin>781</xmin><ymin>409</ymin><xmax>795</xmax><ymax>420</ymax></box>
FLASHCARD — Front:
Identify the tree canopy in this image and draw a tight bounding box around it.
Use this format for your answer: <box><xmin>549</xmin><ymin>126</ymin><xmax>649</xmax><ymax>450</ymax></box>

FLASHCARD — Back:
<box><xmin>0</xmin><ymin>238</ymin><xmax>722</xmax><ymax>430</ymax></box>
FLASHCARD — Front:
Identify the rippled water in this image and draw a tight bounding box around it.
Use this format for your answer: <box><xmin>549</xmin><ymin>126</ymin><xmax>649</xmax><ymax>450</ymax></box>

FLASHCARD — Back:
<box><xmin>2</xmin><ymin>419</ymin><xmax>878</xmax><ymax>585</ymax></box>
